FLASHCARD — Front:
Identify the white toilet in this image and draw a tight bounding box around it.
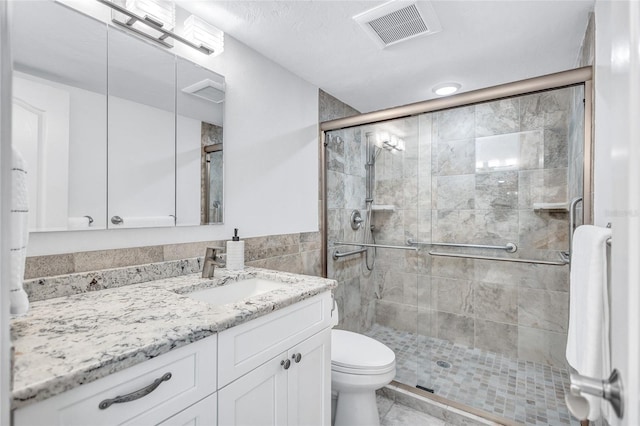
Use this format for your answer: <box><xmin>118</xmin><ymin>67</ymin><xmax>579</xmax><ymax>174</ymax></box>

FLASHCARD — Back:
<box><xmin>330</xmin><ymin>307</ymin><xmax>396</xmax><ymax>426</ymax></box>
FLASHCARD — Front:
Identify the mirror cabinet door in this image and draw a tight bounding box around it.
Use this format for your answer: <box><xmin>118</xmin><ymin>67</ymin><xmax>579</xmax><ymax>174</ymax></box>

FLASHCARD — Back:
<box><xmin>107</xmin><ymin>28</ymin><xmax>176</xmax><ymax>229</ymax></box>
<box><xmin>12</xmin><ymin>1</ymin><xmax>108</xmax><ymax>231</ymax></box>
<box><xmin>176</xmin><ymin>58</ymin><xmax>225</xmax><ymax>226</ymax></box>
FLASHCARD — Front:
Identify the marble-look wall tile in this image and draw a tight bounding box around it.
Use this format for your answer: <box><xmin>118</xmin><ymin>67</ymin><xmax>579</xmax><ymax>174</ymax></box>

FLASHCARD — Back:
<box><xmin>24</xmin><ymin>254</ymin><xmax>74</xmax><ymax>280</ymax></box>
<box><xmin>518</xmin><ymin>130</ymin><xmax>544</xmax><ymax>170</ymax></box>
<box><xmin>344</xmin><ymin>128</ymin><xmax>364</xmax><ymax>177</ymax></box>
<box><xmin>518</xmin><ymin>326</ymin><xmax>568</xmax><ymax>368</ymax></box>
<box><xmin>435</xmin><ymin>175</ymin><xmax>475</xmax><ymax>209</ymax></box>
<box><xmin>519</xmin><ymin>210</ymin><xmax>569</xmax><ymax>251</ymax></box>
<box><xmin>244</xmin><ymin>233</ymin><xmax>300</xmax><ymax>262</ymax></box>
<box><xmin>344</xmin><ymin>174</ymin><xmax>366</xmax><ymax>210</ymax></box>
<box><xmin>375</xmin><ymin>178</ymin><xmax>404</xmax><ymax>207</ymax></box>
<box><xmin>473</xmin><ymin>259</ymin><xmax>568</xmax><ymax>292</ymax></box>
<box><xmin>163</xmin><ymin>240</ymin><xmax>224</xmax><ymax>261</ymax></box>
<box><xmin>300</xmin><ymin>231</ymin><xmax>321</xmax><ymax>251</ymax></box>
<box><xmin>327</xmin><ymin>209</ymin><xmax>344</xmax><ymax>243</ymax></box>
<box><xmin>436</xmin><ymin>106</ymin><xmax>475</xmax><ymax>141</ymax></box>
<box><xmin>474</xmin><ymin>282</ymin><xmax>517</xmax><ymax>324</ymax></box>
<box><xmin>520</xmin><ymin>90</ymin><xmax>570</xmax><ymax>132</ymax></box>
<box><xmin>378</xmin><ymin>269</ymin><xmax>405</xmax><ymax>304</ymax></box>
<box><xmin>74</xmin><ymin>246</ymin><xmax>163</xmax><ymax>273</ymax></box>
<box><xmin>326</xmin><ymin>170</ymin><xmax>345</xmax><ymax>209</ymax></box>
<box><xmin>475</xmin><ymin>171</ymin><xmax>518</xmax><ymax>209</ymax></box>
<box><xmin>518</xmin><ymin>288</ymin><xmax>569</xmax><ymax>333</ymax></box>
<box><xmin>475</xmin><ymin>99</ymin><xmax>519</xmax><ymax>137</ymax></box>
<box><xmin>475</xmin><ymin>319</ymin><xmax>518</xmax><ymax>358</ymax></box>
<box><xmin>300</xmin><ymin>249</ymin><xmax>322</xmax><ymax>277</ymax></box>
<box><xmin>433</xmin><ymin>209</ymin><xmax>518</xmax><ymax>245</ymax></box>
<box><xmin>437</xmin><ymin>312</ymin><xmax>474</xmax><ymax>347</ymax></box>
<box><xmin>543</xmin><ymin>128</ymin><xmax>569</xmax><ymax>169</ymax></box>
<box><xmin>245</xmin><ymin>253</ymin><xmax>304</xmax><ymax>275</ymax></box>
<box><xmin>373</xmin><ymin>210</ymin><xmax>405</xmax><ymax>245</ymax></box>
<box><xmin>432</xmin><ymin>257</ymin><xmax>475</xmax><ymax>280</ymax></box>
<box><xmin>326</xmin><ymin>133</ymin><xmax>345</xmax><ymax>173</ymax></box>
<box><xmin>518</xmin><ymin>168</ymin><xmax>568</xmax><ymax>209</ymax></box>
<box><xmin>435</xmin><ymin>139</ymin><xmax>476</xmax><ymax>176</ymax></box>
<box><xmin>376</xmin><ymin>299</ymin><xmax>418</xmax><ymax>334</ymax></box>
<box><xmin>435</xmin><ymin>277</ymin><xmax>473</xmax><ymax>315</ymax></box>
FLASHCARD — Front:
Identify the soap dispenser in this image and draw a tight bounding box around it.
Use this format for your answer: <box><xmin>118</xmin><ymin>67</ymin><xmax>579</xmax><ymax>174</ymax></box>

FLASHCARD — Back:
<box><xmin>226</xmin><ymin>228</ymin><xmax>245</xmax><ymax>270</ymax></box>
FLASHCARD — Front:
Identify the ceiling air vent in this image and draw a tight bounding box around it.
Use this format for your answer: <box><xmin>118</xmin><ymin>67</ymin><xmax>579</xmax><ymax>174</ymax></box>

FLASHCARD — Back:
<box><xmin>353</xmin><ymin>1</ymin><xmax>442</xmax><ymax>48</ymax></box>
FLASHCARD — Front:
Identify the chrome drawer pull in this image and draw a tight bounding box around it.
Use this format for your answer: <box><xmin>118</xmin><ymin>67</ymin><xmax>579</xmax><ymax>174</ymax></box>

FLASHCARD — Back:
<box><xmin>98</xmin><ymin>372</ymin><xmax>172</xmax><ymax>410</ymax></box>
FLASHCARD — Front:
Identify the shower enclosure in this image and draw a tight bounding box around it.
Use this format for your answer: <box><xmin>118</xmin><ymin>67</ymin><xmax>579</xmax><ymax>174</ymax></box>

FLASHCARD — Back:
<box><xmin>322</xmin><ymin>68</ymin><xmax>591</xmax><ymax>425</ymax></box>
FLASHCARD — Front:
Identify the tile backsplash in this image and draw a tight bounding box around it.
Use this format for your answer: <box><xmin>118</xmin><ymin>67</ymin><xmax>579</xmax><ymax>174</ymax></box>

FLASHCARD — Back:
<box><xmin>24</xmin><ymin>231</ymin><xmax>322</xmax><ymax>301</ymax></box>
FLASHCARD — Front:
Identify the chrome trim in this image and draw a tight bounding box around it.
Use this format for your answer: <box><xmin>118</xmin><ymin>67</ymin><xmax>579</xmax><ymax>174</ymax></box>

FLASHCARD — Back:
<box><xmin>568</xmin><ymin>197</ymin><xmax>583</xmax><ymax>264</ymax></box>
<box><xmin>569</xmin><ymin>369</ymin><xmax>623</xmax><ymax>419</ymax></box>
<box><xmin>95</xmin><ymin>0</ymin><xmax>214</xmax><ymax>55</ymax></box>
<box><xmin>428</xmin><ymin>251</ymin><xmax>569</xmax><ymax>266</ymax></box>
<box><xmin>332</xmin><ymin>241</ymin><xmax>417</xmax><ymax>251</ymax></box>
<box><xmin>407</xmin><ymin>239</ymin><xmax>517</xmax><ymax>253</ymax></box>
<box><xmin>332</xmin><ymin>247</ymin><xmax>367</xmax><ymax>260</ymax></box>
<box><xmin>583</xmin><ymin>80</ymin><xmax>594</xmax><ymax>225</ymax></box>
<box><xmin>320</xmin><ymin>67</ymin><xmax>592</xmax><ymax>132</ymax></box>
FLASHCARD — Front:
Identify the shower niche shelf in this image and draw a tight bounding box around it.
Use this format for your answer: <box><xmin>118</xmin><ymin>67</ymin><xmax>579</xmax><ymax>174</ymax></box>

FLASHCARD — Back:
<box><xmin>533</xmin><ymin>202</ymin><xmax>569</xmax><ymax>212</ymax></box>
<box><xmin>371</xmin><ymin>205</ymin><xmax>396</xmax><ymax>212</ymax></box>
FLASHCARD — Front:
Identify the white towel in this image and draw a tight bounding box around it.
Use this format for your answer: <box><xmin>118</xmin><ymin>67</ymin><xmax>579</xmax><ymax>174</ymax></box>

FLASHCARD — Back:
<box><xmin>10</xmin><ymin>146</ymin><xmax>30</xmax><ymax>316</ymax></box>
<box><xmin>566</xmin><ymin>224</ymin><xmax>611</xmax><ymax>421</ymax></box>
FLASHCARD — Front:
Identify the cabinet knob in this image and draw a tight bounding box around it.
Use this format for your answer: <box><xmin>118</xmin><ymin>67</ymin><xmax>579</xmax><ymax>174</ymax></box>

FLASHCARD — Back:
<box><xmin>292</xmin><ymin>353</ymin><xmax>302</xmax><ymax>363</ymax></box>
<box><xmin>281</xmin><ymin>359</ymin><xmax>291</xmax><ymax>370</ymax></box>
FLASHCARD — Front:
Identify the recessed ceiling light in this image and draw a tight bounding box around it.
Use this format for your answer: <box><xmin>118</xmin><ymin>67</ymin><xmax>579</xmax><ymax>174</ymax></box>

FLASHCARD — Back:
<box><xmin>432</xmin><ymin>82</ymin><xmax>461</xmax><ymax>96</ymax></box>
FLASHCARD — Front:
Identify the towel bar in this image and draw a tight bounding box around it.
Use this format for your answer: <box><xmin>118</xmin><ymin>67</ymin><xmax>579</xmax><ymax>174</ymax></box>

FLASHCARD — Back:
<box><xmin>428</xmin><ymin>251</ymin><xmax>569</xmax><ymax>266</ymax></box>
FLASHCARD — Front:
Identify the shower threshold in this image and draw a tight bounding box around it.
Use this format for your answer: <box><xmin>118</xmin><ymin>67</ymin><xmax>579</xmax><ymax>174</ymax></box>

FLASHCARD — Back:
<box><xmin>365</xmin><ymin>324</ymin><xmax>579</xmax><ymax>426</ymax></box>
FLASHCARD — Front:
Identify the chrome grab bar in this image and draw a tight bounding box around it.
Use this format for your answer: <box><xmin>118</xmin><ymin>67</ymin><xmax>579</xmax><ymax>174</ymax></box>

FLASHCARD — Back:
<box><xmin>428</xmin><ymin>251</ymin><xmax>569</xmax><ymax>266</ymax></box>
<box><xmin>331</xmin><ymin>241</ymin><xmax>416</xmax><ymax>261</ymax></box>
<box><xmin>567</xmin><ymin>197</ymin><xmax>583</xmax><ymax>263</ymax></box>
<box><xmin>332</xmin><ymin>241</ymin><xmax>418</xmax><ymax>251</ymax></box>
<box><xmin>568</xmin><ymin>369</ymin><xmax>623</xmax><ymax>419</ymax></box>
<box><xmin>333</xmin><ymin>247</ymin><xmax>367</xmax><ymax>260</ymax></box>
<box><xmin>407</xmin><ymin>239</ymin><xmax>517</xmax><ymax>253</ymax></box>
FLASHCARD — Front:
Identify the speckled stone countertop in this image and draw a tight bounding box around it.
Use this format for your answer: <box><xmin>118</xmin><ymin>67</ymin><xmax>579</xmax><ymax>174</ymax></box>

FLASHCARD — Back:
<box><xmin>11</xmin><ymin>267</ymin><xmax>337</xmax><ymax>410</ymax></box>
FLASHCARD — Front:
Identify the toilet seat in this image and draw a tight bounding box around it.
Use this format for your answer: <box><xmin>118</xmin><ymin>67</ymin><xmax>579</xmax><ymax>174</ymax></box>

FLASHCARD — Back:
<box><xmin>331</xmin><ymin>330</ymin><xmax>395</xmax><ymax>375</ymax></box>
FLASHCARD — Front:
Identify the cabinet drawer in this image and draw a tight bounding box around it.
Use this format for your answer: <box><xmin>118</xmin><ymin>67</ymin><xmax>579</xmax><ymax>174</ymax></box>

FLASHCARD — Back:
<box><xmin>14</xmin><ymin>336</ymin><xmax>217</xmax><ymax>426</ymax></box>
<box><xmin>158</xmin><ymin>392</ymin><xmax>217</xmax><ymax>426</ymax></box>
<box><xmin>218</xmin><ymin>292</ymin><xmax>331</xmax><ymax>388</ymax></box>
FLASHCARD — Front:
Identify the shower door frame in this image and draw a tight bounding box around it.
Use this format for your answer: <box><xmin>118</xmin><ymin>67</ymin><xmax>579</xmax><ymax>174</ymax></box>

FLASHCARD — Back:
<box><xmin>320</xmin><ymin>66</ymin><xmax>593</xmax><ymax>277</ymax></box>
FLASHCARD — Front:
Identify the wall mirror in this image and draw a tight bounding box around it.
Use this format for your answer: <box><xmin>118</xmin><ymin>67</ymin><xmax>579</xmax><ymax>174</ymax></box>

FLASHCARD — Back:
<box><xmin>11</xmin><ymin>0</ymin><xmax>225</xmax><ymax>232</ymax></box>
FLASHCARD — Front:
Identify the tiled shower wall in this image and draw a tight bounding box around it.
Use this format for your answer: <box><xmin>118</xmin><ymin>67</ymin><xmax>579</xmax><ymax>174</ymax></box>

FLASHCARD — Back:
<box><xmin>322</xmin><ymin>91</ymin><xmax>377</xmax><ymax>333</ymax></box>
<box><xmin>373</xmin><ymin>88</ymin><xmax>579</xmax><ymax>368</ymax></box>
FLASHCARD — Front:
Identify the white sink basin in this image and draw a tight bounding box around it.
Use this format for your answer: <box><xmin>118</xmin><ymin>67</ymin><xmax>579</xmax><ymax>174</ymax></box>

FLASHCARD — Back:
<box><xmin>187</xmin><ymin>278</ymin><xmax>286</xmax><ymax>306</ymax></box>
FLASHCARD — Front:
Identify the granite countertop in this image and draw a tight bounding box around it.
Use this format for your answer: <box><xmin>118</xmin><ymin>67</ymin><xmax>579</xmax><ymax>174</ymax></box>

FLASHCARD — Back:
<box><xmin>10</xmin><ymin>267</ymin><xmax>337</xmax><ymax>410</ymax></box>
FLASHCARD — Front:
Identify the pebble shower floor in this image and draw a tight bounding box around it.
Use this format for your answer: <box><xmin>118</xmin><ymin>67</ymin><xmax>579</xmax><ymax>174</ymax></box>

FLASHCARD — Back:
<box><xmin>365</xmin><ymin>324</ymin><xmax>579</xmax><ymax>426</ymax></box>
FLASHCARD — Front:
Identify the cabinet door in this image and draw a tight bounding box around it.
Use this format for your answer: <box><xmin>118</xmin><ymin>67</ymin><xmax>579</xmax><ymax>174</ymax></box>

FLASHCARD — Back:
<box><xmin>218</xmin><ymin>353</ymin><xmax>288</xmax><ymax>426</ymax></box>
<box><xmin>158</xmin><ymin>392</ymin><xmax>217</xmax><ymax>426</ymax></box>
<box><xmin>287</xmin><ymin>328</ymin><xmax>331</xmax><ymax>426</ymax></box>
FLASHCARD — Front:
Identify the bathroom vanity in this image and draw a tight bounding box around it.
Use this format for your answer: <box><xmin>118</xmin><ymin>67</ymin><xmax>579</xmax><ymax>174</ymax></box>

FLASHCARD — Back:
<box><xmin>11</xmin><ymin>268</ymin><xmax>336</xmax><ymax>426</ymax></box>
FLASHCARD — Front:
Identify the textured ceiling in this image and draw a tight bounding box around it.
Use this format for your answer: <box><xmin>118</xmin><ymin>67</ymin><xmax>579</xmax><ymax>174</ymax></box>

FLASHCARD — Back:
<box><xmin>176</xmin><ymin>1</ymin><xmax>594</xmax><ymax>113</ymax></box>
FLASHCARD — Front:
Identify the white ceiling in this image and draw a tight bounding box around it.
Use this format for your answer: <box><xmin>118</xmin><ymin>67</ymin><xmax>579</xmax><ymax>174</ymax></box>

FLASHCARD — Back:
<box><xmin>177</xmin><ymin>0</ymin><xmax>594</xmax><ymax>113</ymax></box>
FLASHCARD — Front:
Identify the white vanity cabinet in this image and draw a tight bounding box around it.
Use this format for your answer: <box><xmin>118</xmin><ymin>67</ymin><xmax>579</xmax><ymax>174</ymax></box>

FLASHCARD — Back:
<box><xmin>13</xmin><ymin>336</ymin><xmax>218</xmax><ymax>426</ymax></box>
<box><xmin>217</xmin><ymin>292</ymin><xmax>332</xmax><ymax>426</ymax></box>
<box><xmin>13</xmin><ymin>291</ymin><xmax>333</xmax><ymax>426</ymax></box>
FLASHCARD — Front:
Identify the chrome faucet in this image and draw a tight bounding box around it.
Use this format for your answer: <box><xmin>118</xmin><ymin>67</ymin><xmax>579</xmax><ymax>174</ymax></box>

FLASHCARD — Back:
<box><xmin>202</xmin><ymin>247</ymin><xmax>225</xmax><ymax>278</ymax></box>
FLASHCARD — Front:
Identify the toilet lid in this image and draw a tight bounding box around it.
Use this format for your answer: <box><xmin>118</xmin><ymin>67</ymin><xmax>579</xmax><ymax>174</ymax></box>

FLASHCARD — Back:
<box><xmin>331</xmin><ymin>330</ymin><xmax>395</xmax><ymax>372</ymax></box>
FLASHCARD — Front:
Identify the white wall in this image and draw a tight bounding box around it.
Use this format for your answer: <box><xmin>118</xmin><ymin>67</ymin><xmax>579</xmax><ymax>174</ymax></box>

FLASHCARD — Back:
<box><xmin>28</xmin><ymin>1</ymin><xmax>319</xmax><ymax>255</ymax></box>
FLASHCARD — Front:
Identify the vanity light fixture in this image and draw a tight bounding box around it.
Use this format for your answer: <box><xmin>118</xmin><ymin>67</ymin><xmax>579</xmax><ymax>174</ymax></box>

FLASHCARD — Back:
<box><xmin>432</xmin><ymin>82</ymin><xmax>461</xmax><ymax>96</ymax></box>
<box><xmin>96</xmin><ymin>0</ymin><xmax>215</xmax><ymax>55</ymax></box>
<box><xmin>184</xmin><ymin>15</ymin><xmax>224</xmax><ymax>57</ymax></box>
<box><xmin>125</xmin><ymin>0</ymin><xmax>175</xmax><ymax>30</ymax></box>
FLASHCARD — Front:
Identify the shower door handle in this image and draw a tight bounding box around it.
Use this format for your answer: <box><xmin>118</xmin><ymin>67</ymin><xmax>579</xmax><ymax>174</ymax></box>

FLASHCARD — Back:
<box><xmin>568</xmin><ymin>369</ymin><xmax>623</xmax><ymax>419</ymax></box>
